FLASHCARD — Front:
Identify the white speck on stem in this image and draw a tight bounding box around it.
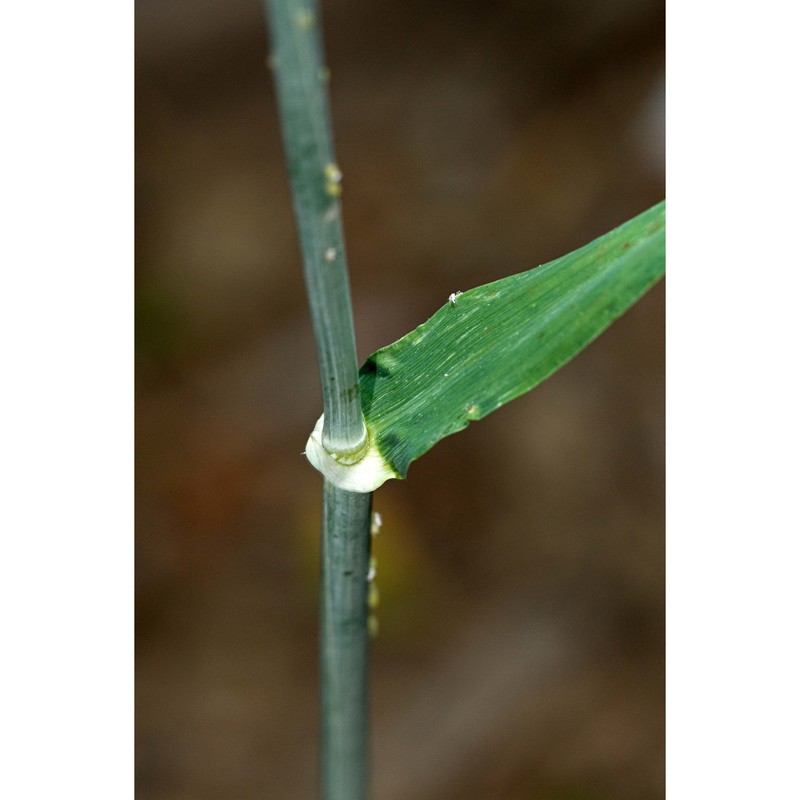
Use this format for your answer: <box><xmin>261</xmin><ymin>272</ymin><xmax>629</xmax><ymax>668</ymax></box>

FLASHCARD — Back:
<box><xmin>324</xmin><ymin>247</ymin><xmax>336</xmax><ymax>262</ymax></box>
<box><xmin>324</xmin><ymin>163</ymin><xmax>343</xmax><ymax>197</ymax></box>
<box><xmin>368</xmin><ymin>582</ymin><xmax>380</xmax><ymax>609</ymax></box>
<box><xmin>448</xmin><ymin>291</ymin><xmax>463</xmax><ymax>305</ymax></box>
<box><xmin>295</xmin><ymin>9</ymin><xmax>315</xmax><ymax>29</ymax></box>
<box><xmin>324</xmin><ymin>163</ymin><xmax>342</xmax><ymax>183</ymax></box>
<box><xmin>371</xmin><ymin>511</ymin><xmax>383</xmax><ymax>536</ymax></box>
<box><xmin>367</xmin><ymin>557</ymin><xmax>377</xmax><ymax>582</ymax></box>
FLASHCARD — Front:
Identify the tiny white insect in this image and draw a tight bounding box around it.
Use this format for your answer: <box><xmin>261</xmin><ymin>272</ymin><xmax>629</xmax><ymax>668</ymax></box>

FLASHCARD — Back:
<box><xmin>448</xmin><ymin>291</ymin><xmax>463</xmax><ymax>305</ymax></box>
<box><xmin>367</xmin><ymin>556</ymin><xmax>377</xmax><ymax>582</ymax></box>
<box><xmin>324</xmin><ymin>247</ymin><xmax>336</xmax><ymax>262</ymax></box>
<box><xmin>370</xmin><ymin>511</ymin><xmax>383</xmax><ymax>537</ymax></box>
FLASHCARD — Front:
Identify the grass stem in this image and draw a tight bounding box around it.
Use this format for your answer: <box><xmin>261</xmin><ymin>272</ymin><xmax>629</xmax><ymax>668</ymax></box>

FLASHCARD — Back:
<box><xmin>320</xmin><ymin>484</ymin><xmax>372</xmax><ymax>800</ymax></box>
<box><xmin>265</xmin><ymin>0</ymin><xmax>366</xmax><ymax>457</ymax></box>
<box><xmin>264</xmin><ymin>1</ymin><xmax>372</xmax><ymax>797</ymax></box>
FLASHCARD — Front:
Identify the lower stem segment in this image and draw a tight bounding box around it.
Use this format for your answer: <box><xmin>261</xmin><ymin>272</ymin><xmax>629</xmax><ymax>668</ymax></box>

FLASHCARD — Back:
<box><xmin>320</xmin><ymin>480</ymin><xmax>372</xmax><ymax>800</ymax></box>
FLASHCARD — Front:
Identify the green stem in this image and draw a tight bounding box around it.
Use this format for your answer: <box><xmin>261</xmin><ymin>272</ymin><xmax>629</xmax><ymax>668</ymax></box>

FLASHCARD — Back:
<box><xmin>264</xmin><ymin>1</ymin><xmax>372</xmax><ymax>798</ymax></box>
<box><xmin>265</xmin><ymin>0</ymin><xmax>366</xmax><ymax>457</ymax></box>
<box><xmin>320</xmin><ymin>484</ymin><xmax>372</xmax><ymax>799</ymax></box>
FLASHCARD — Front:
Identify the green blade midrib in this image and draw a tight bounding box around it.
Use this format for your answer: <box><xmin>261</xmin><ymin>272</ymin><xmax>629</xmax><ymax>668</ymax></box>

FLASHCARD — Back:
<box><xmin>358</xmin><ymin>201</ymin><xmax>666</xmax><ymax>478</ymax></box>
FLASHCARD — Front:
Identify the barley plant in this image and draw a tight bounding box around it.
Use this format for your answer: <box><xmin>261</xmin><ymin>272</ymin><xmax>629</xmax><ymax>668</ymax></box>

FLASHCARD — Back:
<box><xmin>263</xmin><ymin>1</ymin><xmax>665</xmax><ymax>798</ymax></box>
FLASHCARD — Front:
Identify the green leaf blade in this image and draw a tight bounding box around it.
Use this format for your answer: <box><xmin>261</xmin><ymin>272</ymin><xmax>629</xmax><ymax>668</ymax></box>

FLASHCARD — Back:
<box><xmin>360</xmin><ymin>201</ymin><xmax>665</xmax><ymax>478</ymax></box>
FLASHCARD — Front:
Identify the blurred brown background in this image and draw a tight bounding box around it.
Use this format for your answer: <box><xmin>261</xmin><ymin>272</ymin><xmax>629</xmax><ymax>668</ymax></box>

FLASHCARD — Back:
<box><xmin>135</xmin><ymin>0</ymin><xmax>664</xmax><ymax>797</ymax></box>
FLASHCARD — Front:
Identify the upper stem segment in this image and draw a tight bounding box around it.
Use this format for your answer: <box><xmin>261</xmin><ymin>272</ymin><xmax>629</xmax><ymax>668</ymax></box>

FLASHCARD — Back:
<box><xmin>266</xmin><ymin>0</ymin><xmax>367</xmax><ymax>457</ymax></box>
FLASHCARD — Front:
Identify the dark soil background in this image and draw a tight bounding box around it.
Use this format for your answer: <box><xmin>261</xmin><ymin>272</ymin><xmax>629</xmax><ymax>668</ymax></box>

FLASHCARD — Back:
<box><xmin>136</xmin><ymin>0</ymin><xmax>664</xmax><ymax>797</ymax></box>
